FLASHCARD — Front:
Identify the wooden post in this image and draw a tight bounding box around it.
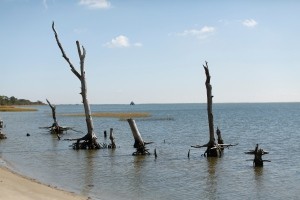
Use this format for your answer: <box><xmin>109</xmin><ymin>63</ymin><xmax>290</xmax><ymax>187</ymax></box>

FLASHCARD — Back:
<box><xmin>108</xmin><ymin>128</ymin><xmax>116</xmax><ymax>148</ymax></box>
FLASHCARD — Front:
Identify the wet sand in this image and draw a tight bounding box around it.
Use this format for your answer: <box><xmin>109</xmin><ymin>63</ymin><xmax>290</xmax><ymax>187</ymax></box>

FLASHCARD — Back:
<box><xmin>0</xmin><ymin>166</ymin><xmax>88</xmax><ymax>200</ymax></box>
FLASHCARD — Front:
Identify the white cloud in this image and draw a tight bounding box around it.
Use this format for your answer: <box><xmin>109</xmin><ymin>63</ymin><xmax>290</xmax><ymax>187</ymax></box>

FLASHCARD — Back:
<box><xmin>178</xmin><ymin>26</ymin><xmax>216</xmax><ymax>39</ymax></box>
<box><xmin>104</xmin><ymin>35</ymin><xmax>142</xmax><ymax>48</ymax></box>
<box><xmin>79</xmin><ymin>0</ymin><xmax>111</xmax><ymax>9</ymax></box>
<box><xmin>242</xmin><ymin>19</ymin><xmax>258</xmax><ymax>28</ymax></box>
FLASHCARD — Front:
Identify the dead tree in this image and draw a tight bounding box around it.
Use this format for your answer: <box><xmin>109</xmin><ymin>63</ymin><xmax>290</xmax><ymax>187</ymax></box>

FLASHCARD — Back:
<box><xmin>245</xmin><ymin>144</ymin><xmax>270</xmax><ymax>167</ymax></box>
<box><xmin>46</xmin><ymin>99</ymin><xmax>63</xmax><ymax>138</ymax></box>
<box><xmin>191</xmin><ymin>62</ymin><xmax>237</xmax><ymax>157</ymax></box>
<box><xmin>52</xmin><ymin>22</ymin><xmax>100</xmax><ymax>149</ymax></box>
<box><xmin>127</xmin><ymin>118</ymin><xmax>152</xmax><ymax>155</ymax></box>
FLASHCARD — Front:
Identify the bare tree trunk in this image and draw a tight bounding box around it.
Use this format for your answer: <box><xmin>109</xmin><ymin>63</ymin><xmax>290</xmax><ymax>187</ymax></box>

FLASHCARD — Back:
<box><xmin>203</xmin><ymin>62</ymin><xmax>219</xmax><ymax>157</ymax></box>
<box><xmin>52</xmin><ymin>22</ymin><xmax>99</xmax><ymax>149</ymax></box>
<box><xmin>46</xmin><ymin>99</ymin><xmax>62</xmax><ymax>138</ymax></box>
<box><xmin>127</xmin><ymin>118</ymin><xmax>150</xmax><ymax>155</ymax></box>
<box><xmin>46</xmin><ymin>99</ymin><xmax>57</xmax><ymax>124</ymax></box>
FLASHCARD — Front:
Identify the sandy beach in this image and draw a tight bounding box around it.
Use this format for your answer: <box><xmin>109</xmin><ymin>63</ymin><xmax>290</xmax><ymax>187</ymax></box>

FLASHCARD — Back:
<box><xmin>0</xmin><ymin>166</ymin><xmax>88</xmax><ymax>200</ymax></box>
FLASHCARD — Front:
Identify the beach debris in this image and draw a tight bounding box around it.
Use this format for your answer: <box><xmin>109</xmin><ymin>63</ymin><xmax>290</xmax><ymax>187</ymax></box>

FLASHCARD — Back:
<box><xmin>245</xmin><ymin>144</ymin><xmax>270</xmax><ymax>167</ymax></box>
<box><xmin>52</xmin><ymin>21</ymin><xmax>100</xmax><ymax>149</ymax></box>
<box><xmin>191</xmin><ymin>62</ymin><xmax>237</xmax><ymax>157</ymax></box>
<box><xmin>127</xmin><ymin>118</ymin><xmax>153</xmax><ymax>155</ymax></box>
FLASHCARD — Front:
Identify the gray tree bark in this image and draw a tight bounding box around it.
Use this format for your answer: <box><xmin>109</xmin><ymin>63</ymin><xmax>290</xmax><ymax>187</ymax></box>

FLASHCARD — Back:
<box><xmin>127</xmin><ymin>118</ymin><xmax>150</xmax><ymax>155</ymax></box>
<box><xmin>203</xmin><ymin>62</ymin><xmax>219</xmax><ymax>157</ymax></box>
<box><xmin>52</xmin><ymin>22</ymin><xmax>99</xmax><ymax>149</ymax></box>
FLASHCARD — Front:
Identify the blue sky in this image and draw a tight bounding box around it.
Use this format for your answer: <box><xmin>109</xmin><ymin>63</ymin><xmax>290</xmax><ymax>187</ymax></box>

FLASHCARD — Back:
<box><xmin>1</xmin><ymin>0</ymin><xmax>299</xmax><ymax>104</ymax></box>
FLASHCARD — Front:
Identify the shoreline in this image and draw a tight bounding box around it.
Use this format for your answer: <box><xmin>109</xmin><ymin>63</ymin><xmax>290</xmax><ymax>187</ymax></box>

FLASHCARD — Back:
<box><xmin>0</xmin><ymin>165</ymin><xmax>89</xmax><ymax>200</ymax></box>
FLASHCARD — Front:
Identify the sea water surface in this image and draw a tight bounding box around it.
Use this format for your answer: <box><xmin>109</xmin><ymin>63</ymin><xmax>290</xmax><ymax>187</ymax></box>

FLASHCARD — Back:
<box><xmin>0</xmin><ymin>103</ymin><xmax>299</xmax><ymax>200</ymax></box>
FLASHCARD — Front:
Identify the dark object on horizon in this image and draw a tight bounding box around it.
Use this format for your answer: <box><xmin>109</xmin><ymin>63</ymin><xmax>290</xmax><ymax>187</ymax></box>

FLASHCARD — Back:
<box><xmin>130</xmin><ymin>101</ymin><xmax>135</xmax><ymax>105</ymax></box>
<box><xmin>245</xmin><ymin>144</ymin><xmax>270</xmax><ymax>167</ymax></box>
<box><xmin>26</xmin><ymin>133</ymin><xmax>30</xmax><ymax>137</ymax></box>
<box><xmin>104</xmin><ymin>130</ymin><xmax>107</xmax><ymax>138</ymax></box>
<box><xmin>0</xmin><ymin>120</ymin><xmax>3</xmax><ymax>129</ymax></box>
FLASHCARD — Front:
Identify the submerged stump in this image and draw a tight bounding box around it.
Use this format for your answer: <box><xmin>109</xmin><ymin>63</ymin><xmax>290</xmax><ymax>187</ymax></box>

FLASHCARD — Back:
<box><xmin>245</xmin><ymin>144</ymin><xmax>270</xmax><ymax>167</ymax></box>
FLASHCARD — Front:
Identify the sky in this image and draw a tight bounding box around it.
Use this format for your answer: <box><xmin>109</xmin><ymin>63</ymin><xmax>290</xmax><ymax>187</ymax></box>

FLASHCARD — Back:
<box><xmin>1</xmin><ymin>0</ymin><xmax>299</xmax><ymax>104</ymax></box>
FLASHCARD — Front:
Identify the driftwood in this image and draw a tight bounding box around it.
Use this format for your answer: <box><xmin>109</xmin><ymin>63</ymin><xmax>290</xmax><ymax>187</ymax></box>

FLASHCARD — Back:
<box><xmin>52</xmin><ymin>22</ymin><xmax>100</xmax><ymax>149</ymax></box>
<box><xmin>127</xmin><ymin>118</ymin><xmax>152</xmax><ymax>155</ymax></box>
<box><xmin>245</xmin><ymin>144</ymin><xmax>270</xmax><ymax>167</ymax></box>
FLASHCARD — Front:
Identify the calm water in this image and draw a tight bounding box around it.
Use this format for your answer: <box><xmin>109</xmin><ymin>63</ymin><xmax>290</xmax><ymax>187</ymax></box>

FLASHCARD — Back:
<box><xmin>0</xmin><ymin>103</ymin><xmax>300</xmax><ymax>200</ymax></box>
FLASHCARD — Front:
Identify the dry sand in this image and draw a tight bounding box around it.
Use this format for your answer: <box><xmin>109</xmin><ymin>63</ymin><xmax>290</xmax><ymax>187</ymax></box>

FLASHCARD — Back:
<box><xmin>0</xmin><ymin>166</ymin><xmax>89</xmax><ymax>200</ymax></box>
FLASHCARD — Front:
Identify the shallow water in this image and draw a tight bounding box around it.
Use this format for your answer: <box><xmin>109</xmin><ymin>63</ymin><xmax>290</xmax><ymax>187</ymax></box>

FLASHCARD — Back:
<box><xmin>0</xmin><ymin>103</ymin><xmax>300</xmax><ymax>200</ymax></box>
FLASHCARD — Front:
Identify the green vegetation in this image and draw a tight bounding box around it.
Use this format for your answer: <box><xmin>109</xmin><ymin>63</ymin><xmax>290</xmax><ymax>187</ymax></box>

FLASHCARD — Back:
<box><xmin>0</xmin><ymin>95</ymin><xmax>44</xmax><ymax>106</ymax></box>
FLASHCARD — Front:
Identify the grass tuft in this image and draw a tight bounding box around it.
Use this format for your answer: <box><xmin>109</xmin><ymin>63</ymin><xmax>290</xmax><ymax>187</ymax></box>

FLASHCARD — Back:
<box><xmin>0</xmin><ymin>106</ymin><xmax>38</xmax><ymax>112</ymax></box>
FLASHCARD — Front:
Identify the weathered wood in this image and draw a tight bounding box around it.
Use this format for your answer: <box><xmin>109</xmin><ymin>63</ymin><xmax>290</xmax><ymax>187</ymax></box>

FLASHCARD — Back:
<box><xmin>191</xmin><ymin>62</ymin><xmax>237</xmax><ymax>157</ymax></box>
<box><xmin>46</xmin><ymin>99</ymin><xmax>63</xmax><ymax>139</ymax></box>
<box><xmin>127</xmin><ymin>118</ymin><xmax>144</xmax><ymax>148</ymax></box>
<box><xmin>52</xmin><ymin>21</ymin><xmax>99</xmax><ymax>149</ymax></box>
<box><xmin>0</xmin><ymin>132</ymin><xmax>7</xmax><ymax>139</ymax></box>
<box><xmin>46</xmin><ymin>99</ymin><xmax>57</xmax><ymax>124</ymax></box>
<box><xmin>203</xmin><ymin>62</ymin><xmax>219</xmax><ymax>157</ymax></box>
<box><xmin>108</xmin><ymin>128</ymin><xmax>116</xmax><ymax>148</ymax></box>
<box><xmin>127</xmin><ymin>118</ymin><xmax>150</xmax><ymax>155</ymax></box>
<box><xmin>245</xmin><ymin>144</ymin><xmax>270</xmax><ymax>167</ymax></box>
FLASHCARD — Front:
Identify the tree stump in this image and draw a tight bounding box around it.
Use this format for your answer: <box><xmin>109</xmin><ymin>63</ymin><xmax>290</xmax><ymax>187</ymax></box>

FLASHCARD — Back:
<box><xmin>245</xmin><ymin>144</ymin><xmax>270</xmax><ymax>167</ymax></box>
<box><xmin>108</xmin><ymin>128</ymin><xmax>116</xmax><ymax>149</ymax></box>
